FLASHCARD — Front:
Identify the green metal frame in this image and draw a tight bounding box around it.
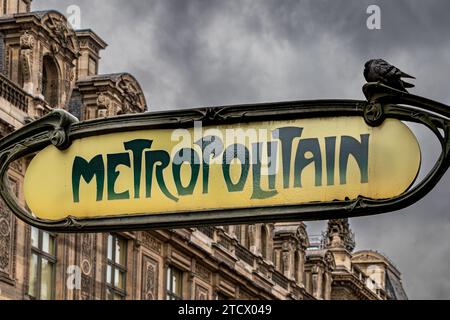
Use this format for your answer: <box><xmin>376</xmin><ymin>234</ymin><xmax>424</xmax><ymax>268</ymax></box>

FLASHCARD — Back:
<box><xmin>1</xmin><ymin>83</ymin><xmax>449</xmax><ymax>233</ymax></box>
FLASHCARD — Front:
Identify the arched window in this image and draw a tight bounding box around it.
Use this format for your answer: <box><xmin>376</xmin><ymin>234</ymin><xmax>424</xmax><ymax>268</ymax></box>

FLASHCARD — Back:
<box><xmin>42</xmin><ymin>55</ymin><xmax>59</xmax><ymax>108</ymax></box>
<box><xmin>261</xmin><ymin>226</ymin><xmax>268</xmax><ymax>260</ymax></box>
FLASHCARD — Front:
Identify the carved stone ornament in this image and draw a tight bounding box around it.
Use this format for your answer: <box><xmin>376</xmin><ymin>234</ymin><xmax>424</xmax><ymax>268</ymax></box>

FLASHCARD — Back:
<box><xmin>114</xmin><ymin>75</ymin><xmax>146</xmax><ymax>112</ymax></box>
<box><xmin>195</xmin><ymin>264</ymin><xmax>211</xmax><ymax>281</ymax></box>
<box><xmin>20</xmin><ymin>31</ymin><xmax>35</xmax><ymax>50</ymax></box>
<box><xmin>296</xmin><ymin>225</ymin><xmax>309</xmax><ymax>249</ymax></box>
<box><xmin>0</xmin><ymin>197</ymin><xmax>14</xmax><ymax>278</ymax></box>
<box><xmin>142</xmin><ymin>256</ymin><xmax>159</xmax><ymax>300</ymax></box>
<box><xmin>324</xmin><ymin>252</ymin><xmax>336</xmax><ymax>271</ymax></box>
<box><xmin>117</xmin><ymin>78</ymin><xmax>139</xmax><ymax>105</ymax></box>
<box><xmin>97</xmin><ymin>93</ymin><xmax>111</xmax><ymax>109</ymax></box>
<box><xmin>42</xmin><ymin>13</ymin><xmax>79</xmax><ymax>55</ymax></box>
<box><xmin>79</xmin><ymin>233</ymin><xmax>96</xmax><ymax>299</ymax></box>
<box><xmin>326</xmin><ymin>219</ymin><xmax>356</xmax><ymax>252</ymax></box>
<box><xmin>141</xmin><ymin>233</ymin><xmax>162</xmax><ymax>254</ymax></box>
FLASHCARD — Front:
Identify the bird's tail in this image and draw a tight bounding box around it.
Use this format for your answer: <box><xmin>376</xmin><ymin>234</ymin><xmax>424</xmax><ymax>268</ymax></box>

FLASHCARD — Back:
<box><xmin>402</xmin><ymin>81</ymin><xmax>415</xmax><ymax>88</ymax></box>
<box><xmin>401</xmin><ymin>72</ymin><xmax>416</xmax><ymax>79</ymax></box>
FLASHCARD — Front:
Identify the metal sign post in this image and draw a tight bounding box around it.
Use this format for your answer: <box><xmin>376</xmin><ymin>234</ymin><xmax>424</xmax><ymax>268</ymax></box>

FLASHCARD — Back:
<box><xmin>0</xmin><ymin>83</ymin><xmax>449</xmax><ymax>233</ymax></box>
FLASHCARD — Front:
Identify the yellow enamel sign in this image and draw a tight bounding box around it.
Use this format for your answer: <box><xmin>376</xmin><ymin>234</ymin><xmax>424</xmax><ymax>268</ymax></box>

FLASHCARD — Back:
<box><xmin>23</xmin><ymin>117</ymin><xmax>421</xmax><ymax>221</ymax></box>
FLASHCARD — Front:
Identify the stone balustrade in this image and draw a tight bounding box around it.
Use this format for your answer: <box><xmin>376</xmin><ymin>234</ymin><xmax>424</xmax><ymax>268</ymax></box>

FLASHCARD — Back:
<box><xmin>0</xmin><ymin>74</ymin><xmax>29</xmax><ymax>113</ymax></box>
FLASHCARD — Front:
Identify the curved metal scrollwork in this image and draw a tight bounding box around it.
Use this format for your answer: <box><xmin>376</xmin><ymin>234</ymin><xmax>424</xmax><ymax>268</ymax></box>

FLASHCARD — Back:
<box><xmin>0</xmin><ymin>110</ymin><xmax>79</xmax><ymax>230</ymax></box>
<box><xmin>363</xmin><ymin>102</ymin><xmax>385</xmax><ymax>127</ymax></box>
<box><xmin>0</xmin><ymin>83</ymin><xmax>449</xmax><ymax>233</ymax></box>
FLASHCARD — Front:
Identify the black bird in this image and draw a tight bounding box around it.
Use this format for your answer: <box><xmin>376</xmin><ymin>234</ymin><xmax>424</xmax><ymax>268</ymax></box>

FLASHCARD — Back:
<box><xmin>364</xmin><ymin>59</ymin><xmax>415</xmax><ymax>93</ymax></box>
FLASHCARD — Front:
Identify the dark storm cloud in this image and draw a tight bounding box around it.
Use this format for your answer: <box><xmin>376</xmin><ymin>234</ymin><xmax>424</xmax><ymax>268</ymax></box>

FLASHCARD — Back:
<box><xmin>35</xmin><ymin>0</ymin><xmax>450</xmax><ymax>299</ymax></box>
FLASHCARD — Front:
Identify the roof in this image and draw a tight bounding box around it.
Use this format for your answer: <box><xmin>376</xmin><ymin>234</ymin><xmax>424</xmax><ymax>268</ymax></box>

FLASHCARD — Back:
<box><xmin>75</xmin><ymin>29</ymin><xmax>108</xmax><ymax>49</ymax></box>
<box><xmin>78</xmin><ymin>73</ymin><xmax>128</xmax><ymax>83</ymax></box>
<box><xmin>15</xmin><ymin>9</ymin><xmax>58</xmax><ymax>19</ymax></box>
<box><xmin>3</xmin><ymin>10</ymin><xmax>107</xmax><ymax>49</ymax></box>
<box><xmin>385</xmin><ymin>269</ymin><xmax>408</xmax><ymax>300</ymax></box>
<box><xmin>274</xmin><ymin>224</ymin><xmax>300</xmax><ymax>235</ymax></box>
<box><xmin>352</xmin><ymin>250</ymin><xmax>401</xmax><ymax>276</ymax></box>
<box><xmin>75</xmin><ymin>73</ymin><xmax>148</xmax><ymax>111</ymax></box>
<box><xmin>0</xmin><ymin>10</ymin><xmax>58</xmax><ymax>22</ymax></box>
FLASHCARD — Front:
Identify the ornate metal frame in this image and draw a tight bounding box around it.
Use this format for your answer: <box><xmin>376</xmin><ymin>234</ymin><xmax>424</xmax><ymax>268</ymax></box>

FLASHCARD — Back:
<box><xmin>1</xmin><ymin>83</ymin><xmax>449</xmax><ymax>233</ymax></box>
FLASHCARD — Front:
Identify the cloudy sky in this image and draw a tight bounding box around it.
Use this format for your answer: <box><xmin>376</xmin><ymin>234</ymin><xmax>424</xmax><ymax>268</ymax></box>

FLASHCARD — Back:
<box><xmin>35</xmin><ymin>0</ymin><xmax>450</xmax><ymax>299</ymax></box>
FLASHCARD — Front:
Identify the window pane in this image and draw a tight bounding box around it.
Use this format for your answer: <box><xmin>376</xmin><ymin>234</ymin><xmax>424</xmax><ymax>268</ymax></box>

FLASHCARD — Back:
<box><xmin>106</xmin><ymin>265</ymin><xmax>112</xmax><ymax>284</ymax></box>
<box><xmin>114</xmin><ymin>269</ymin><xmax>125</xmax><ymax>289</ymax></box>
<box><xmin>106</xmin><ymin>288</ymin><xmax>114</xmax><ymax>300</ymax></box>
<box><xmin>42</xmin><ymin>232</ymin><xmax>54</xmax><ymax>255</ymax></box>
<box><xmin>172</xmin><ymin>272</ymin><xmax>178</xmax><ymax>294</ymax></box>
<box><xmin>174</xmin><ymin>269</ymin><xmax>182</xmax><ymax>296</ymax></box>
<box><xmin>166</xmin><ymin>267</ymin><xmax>172</xmax><ymax>291</ymax></box>
<box><xmin>28</xmin><ymin>253</ymin><xmax>38</xmax><ymax>297</ymax></box>
<box><xmin>115</xmin><ymin>238</ymin><xmax>126</xmax><ymax>266</ymax></box>
<box><xmin>114</xmin><ymin>268</ymin><xmax>119</xmax><ymax>287</ymax></box>
<box><xmin>119</xmin><ymin>271</ymin><xmax>127</xmax><ymax>290</ymax></box>
<box><xmin>31</xmin><ymin>227</ymin><xmax>39</xmax><ymax>249</ymax></box>
<box><xmin>119</xmin><ymin>271</ymin><xmax>125</xmax><ymax>289</ymax></box>
<box><xmin>107</xmin><ymin>235</ymin><xmax>113</xmax><ymax>260</ymax></box>
<box><xmin>40</xmin><ymin>258</ymin><xmax>54</xmax><ymax>300</ymax></box>
<box><xmin>166</xmin><ymin>266</ymin><xmax>183</xmax><ymax>300</ymax></box>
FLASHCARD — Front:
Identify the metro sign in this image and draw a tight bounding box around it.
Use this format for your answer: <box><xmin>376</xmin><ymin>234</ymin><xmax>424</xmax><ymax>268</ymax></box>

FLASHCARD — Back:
<box><xmin>0</xmin><ymin>83</ymin><xmax>448</xmax><ymax>232</ymax></box>
<box><xmin>24</xmin><ymin>117</ymin><xmax>420</xmax><ymax>221</ymax></box>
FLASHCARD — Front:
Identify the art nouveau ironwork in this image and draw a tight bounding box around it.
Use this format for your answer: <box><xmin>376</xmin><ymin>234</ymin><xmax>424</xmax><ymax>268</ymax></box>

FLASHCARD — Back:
<box><xmin>0</xmin><ymin>83</ymin><xmax>449</xmax><ymax>232</ymax></box>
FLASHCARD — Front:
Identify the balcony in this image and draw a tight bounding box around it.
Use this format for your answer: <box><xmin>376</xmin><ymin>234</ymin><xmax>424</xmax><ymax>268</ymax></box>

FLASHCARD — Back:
<box><xmin>0</xmin><ymin>73</ymin><xmax>29</xmax><ymax>113</ymax></box>
<box><xmin>197</xmin><ymin>226</ymin><xmax>215</xmax><ymax>239</ymax></box>
<box><xmin>235</xmin><ymin>244</ymin><xmax>255</xmax><ymax>267</ymax></box>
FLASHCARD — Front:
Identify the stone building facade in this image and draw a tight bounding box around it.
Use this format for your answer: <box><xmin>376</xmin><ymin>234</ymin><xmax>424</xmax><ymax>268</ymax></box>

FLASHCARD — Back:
<box><xmin>0</xmin><ymin>1</ymin><xmax>407</xmax><ymax>300</ymax></box>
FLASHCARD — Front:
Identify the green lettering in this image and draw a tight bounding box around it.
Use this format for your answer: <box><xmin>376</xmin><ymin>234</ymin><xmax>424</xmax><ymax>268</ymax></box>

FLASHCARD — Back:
<box><xmin>339</xmin><ymin>134</ymin><xmax>370</xmax><ymax>185</ymax></box>
<box><xmin>72</xmin><ymin>155</ymin><xmax>104</xmax><ymax>203</ymax></box>
<box><xmin>107</xmin><ymin>153</ymin><xmax>131</xmax><ymax>200</ymax></box>
<box><xmin>195</xmin><ymin>135</ymin><xmax>223</xmax><ymax>194</ymax></box>
<box><xmin>145</xmin><ymin>150</ymin><xmax>179</xmax><ymax>202</ymax></box>
<box><xmin>124</xmin><ymin>139</ymin><xmax>153</xmax><ymax>199</ymax></box>
<box><xmin>325</xmin><ymin>137</ymin><xmax>337</xmax><ymax>186</ymax></box>
<box><xmin>222</xmin><ymin>144</ymin><xmax>250</xmax><ymax>192</ymax></box>
<box><xmin>251</xmin><ymin>143</ymin><xmax>278</xmax><ymax>200</ymax></box>
<box><xmin>173</xmin><ymin>148</ymin><xmax>200</xmax><ymax>196</ymax></box>
<box><xmin>294</xmin><ymin>138</ymin><xmax>322</xmax><ymax>188</ymax></box>
<box><xmin>273</xmin><ymin>127</ymin><xmax>303</xmax><ymax>189</ymax></box>
<box><xmin>267</xmin><ymin>141</ymin><xmax>278</xmax><ymax>190</ymax></box>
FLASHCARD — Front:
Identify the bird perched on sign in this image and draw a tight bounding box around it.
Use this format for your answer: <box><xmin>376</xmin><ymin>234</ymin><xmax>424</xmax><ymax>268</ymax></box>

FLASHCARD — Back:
<box><xmin>364</xmin><ymin>59</ymin><xmax>415</xmax><ymax>93</ymax></box>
